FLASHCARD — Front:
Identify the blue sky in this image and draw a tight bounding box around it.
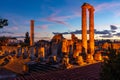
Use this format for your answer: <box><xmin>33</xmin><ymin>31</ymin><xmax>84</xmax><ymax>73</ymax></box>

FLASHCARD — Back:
<box><xmin>1</xmin><ymin>0</ymin><xmax>120</xmax><ymax>40</ymax></box>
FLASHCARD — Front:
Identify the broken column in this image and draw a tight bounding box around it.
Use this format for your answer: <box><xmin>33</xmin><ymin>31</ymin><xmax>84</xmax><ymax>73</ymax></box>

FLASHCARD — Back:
<box><xmin>38</xmin><ymin>46</ymin><xmax>45</xmax><ymax>61</ymax></box>
<box><xmin>30</xmin><ymin>20</ymin><xmax>34</xmax><ymax>46</ymax></box>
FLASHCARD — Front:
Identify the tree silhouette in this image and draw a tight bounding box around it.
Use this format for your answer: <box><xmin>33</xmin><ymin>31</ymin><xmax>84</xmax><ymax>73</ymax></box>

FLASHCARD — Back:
<box><xmin>100</xmin><ymin>45</ymin><xmax>120</xmax><ymax>80</ymax></box>
<box><xmin>0</xmin><ymin>18</ymin><xmax>8</xmax><ymax>28</ymax></box>
<box><xmin>24</xmin><ymin>32</ymin><xmax>30</xmax><ymax>46</ymax></box>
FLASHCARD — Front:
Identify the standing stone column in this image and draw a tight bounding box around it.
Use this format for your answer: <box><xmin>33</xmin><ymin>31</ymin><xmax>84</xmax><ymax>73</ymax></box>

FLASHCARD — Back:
<box><xmin>89</xmin><ymin>8</ymin><xmax>94</xmax><ymax>55</ymax></box>
<box><xmin>30</xmin><ymin>20</ymin><xmax>34</xmax><ymax>46</ymax></box>
<box><xmin>82</xmin><ymin>7</ymin><xmax>87</xmax><ymax>54</ymax></box>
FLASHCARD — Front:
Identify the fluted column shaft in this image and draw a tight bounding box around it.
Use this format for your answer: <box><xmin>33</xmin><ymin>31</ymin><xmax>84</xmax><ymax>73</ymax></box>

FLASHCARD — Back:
<box><xmin>89</xmin><ymin>8</ymin><xmax>94</xmax><ymax>55</ymax></box>
<box><xmin>82</xmin><ymin>7</ymin><xmax>87</xmax><ymax>54</ymax></box>
<box><xmin>30</xmin><ymin>20</ymin><xmax>34</xmax><ymax>46</ymax></box>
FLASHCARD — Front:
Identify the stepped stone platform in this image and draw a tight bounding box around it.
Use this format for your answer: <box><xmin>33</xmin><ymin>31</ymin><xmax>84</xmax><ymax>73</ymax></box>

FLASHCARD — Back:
<box><xmin>6</xmin><ymin>62</ymin><xmax>102</xmax><ymax>80</ymax></box>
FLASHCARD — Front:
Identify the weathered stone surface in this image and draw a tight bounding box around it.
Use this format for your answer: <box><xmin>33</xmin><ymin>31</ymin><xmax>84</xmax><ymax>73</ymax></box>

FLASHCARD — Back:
<box><xmin>38</xmin><ymin>47</ymin><xmax>45</xmax><ymax>61</ymax></box>
<box><xmin>30</xmin><ymin>20</ymin><xmax>34</xmax><ymax>46</ymax></box>
<box><xmin>61</xmin><ymin>55</ymin><xmax>72</xmax><ymax>69</ymax></box>
<box><xmin>86</xmin><ymin>54</ymin><xmax>94</xmax><ymax>63</ymax></box>
<box><xmin>73</xmin><ymin>43</ymin><xmax>82</xmax><ymax>59</ymax></box>
<box><xmin>62</xmin><ymin>39</ymin><xmax>69</xmax><ymax>54</ymax></box>
<box><xmin>94</xmin><ymin>52</ymin><xmax>102</xmax><ymax>61</ymax></box>
<box><xmin>76</xmin><ymin>56</ymin><xmax>84</xmax><ymax>65</ymax></box>
<box><xmin>51</xmin><ymin>34</ymin><xmax>64</xmax><ymax>43</ymax></box>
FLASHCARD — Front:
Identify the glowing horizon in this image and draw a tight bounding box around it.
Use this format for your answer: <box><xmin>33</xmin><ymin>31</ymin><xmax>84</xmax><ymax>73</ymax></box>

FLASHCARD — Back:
<box><xmin>0</xmin><ymin>0</ymin><xmax>120</xmax><ymax>40</ymax></box>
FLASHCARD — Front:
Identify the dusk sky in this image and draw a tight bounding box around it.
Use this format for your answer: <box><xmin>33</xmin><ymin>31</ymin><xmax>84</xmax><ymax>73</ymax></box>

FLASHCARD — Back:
<box><xmin>1</xmin><ymin>0</ymin><xmax>120</xmax><ymax>41</ymax></box>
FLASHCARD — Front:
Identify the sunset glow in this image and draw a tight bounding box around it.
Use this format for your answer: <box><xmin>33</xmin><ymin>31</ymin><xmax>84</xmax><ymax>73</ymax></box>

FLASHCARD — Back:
<box><xmin>1</xmin><ymin>1</ymin><xmax>120</xmax><ymax>80</ymax></box>
<box><xmin>0</xmin><ymin>0</ymin><xmax>120</xmax><ymax>41</ymax></box>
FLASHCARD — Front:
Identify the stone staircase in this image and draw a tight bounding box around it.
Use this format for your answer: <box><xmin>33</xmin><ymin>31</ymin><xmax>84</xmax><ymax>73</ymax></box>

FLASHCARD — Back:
<box><xmin>13</xmin><ymin>62</ymin><xmax>101</xmax><ymax>80</ymax></box>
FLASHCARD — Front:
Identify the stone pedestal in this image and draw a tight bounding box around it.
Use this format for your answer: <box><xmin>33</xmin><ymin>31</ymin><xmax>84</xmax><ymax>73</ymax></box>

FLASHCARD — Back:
<box><xmin>76</xmin><ymin>56</ymin><xmax>84</xmax><ymax>66</ymax></box>
<box><xmin>86</xmin><ymin>54</ymin><xmax>94</xmax><ymax>63</ymax></box>
<box><xmin>61</xmin><ymin>55</ymin><xmax>72</xmax><ymax>69</ymax></box>
<box><xmin>94</xmin><ymin>52</ymin><xmax>102</xmax><ymax>61</ymax></box>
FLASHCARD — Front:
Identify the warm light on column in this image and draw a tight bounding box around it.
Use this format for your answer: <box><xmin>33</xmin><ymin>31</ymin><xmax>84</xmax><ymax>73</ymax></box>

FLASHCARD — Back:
<box><xmin>81</xmin><ymin>3</ymin><xmax>95</xmax><ymax>55</ymax></box>
<box><xmin>89</xmin><ymin>8</ymin><xmax>95</xmax><ymax>55</ymax></box>
<box><xmin>30</xmin><ymin>20</ymin><xmax>34</xmax><ymax>46</ymax></box>
<box><xmin>81</xmin><ymin>6</ymin><xmax>87</xmax><ymax>54</ymax></box>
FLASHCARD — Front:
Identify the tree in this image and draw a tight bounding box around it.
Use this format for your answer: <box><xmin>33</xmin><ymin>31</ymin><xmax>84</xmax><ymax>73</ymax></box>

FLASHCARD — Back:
<box><xmin>100</xmin><ymin>46</ymin><xmax>120</xmax><ymax>80</ymax></box>
<box><xmin>24</xmin><ymin>32</ymin><xmax>30</xmax><ymax>46</ymax></box>
<box><xmin>0</xmin><ymin>18</ymin><xmax>8</xmax><ymax>28</ymax></box>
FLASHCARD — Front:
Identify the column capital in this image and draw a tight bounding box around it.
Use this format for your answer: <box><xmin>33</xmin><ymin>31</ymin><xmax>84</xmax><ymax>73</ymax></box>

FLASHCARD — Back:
<box><xmin>88</xmin><ymin>8</ymin><xmax>95</xmax><ymax>12</ymax></box>
<box><xmin>81</xmin><ymin>6</ymin><xmax>87</xmax><ymax>9</ymax></box>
